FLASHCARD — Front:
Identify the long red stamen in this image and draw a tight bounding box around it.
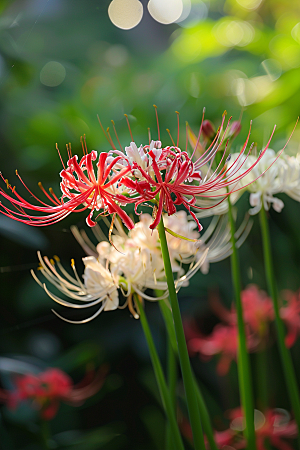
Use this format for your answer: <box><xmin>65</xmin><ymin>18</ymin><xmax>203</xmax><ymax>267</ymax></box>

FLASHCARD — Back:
<box><xmin>80</xmin><ymin>136</ymin><xmax>86</xmax><ymax>156</ymax></box>
<box><xmin>97</xmin><ymin>115</ymin><xmax>111</xmax><ymax>145</ymax></box>
<box><xmin>153</xmin><ymin>104</ymin><xmax>160</xmax><ymax>141</ymax></box>
<box><xmin>175</xmin><ymin>111</ymin><xmax>180</xmax><ymax>147</ymax></box>
<box><xmin>185</xmin><ymin>121</ymin><xmax>188</xmax><ymax>152</ymax></box>
<box><xmin>166</xmin><ymin>129</ymin><xmax>176</xmax><ymax>147</ymax></box>
<box><xmin>56</xmin><ymin>143</ymin><xmax>66</xmax><ymax>169</ymax></box>
<box><xmin>106</xmin><ymin>127</ymin><xmax>117</xmax><ymax>150</ymax></box>
<box><xmin>111</xmin><ymin>120</ymin><xmax>123</xmax><ymax>151</ymax></box>
<box><xmin>38</xmin><ymin>182</ymin><xmax>60</xmax><ymax>205</ymax></box>
<box><xmin>124</xmin><ymin>114</ymin><xmax>134</xmax><ymax>142</ymax></box>
<box><xmin>191</xmin><ymin>107</ymin><xmax>205</xmax><ymax>159</ymax></box>
<box><xmin>83</xmin><ymin>135</ymin><xmax>88</xmax><ymax>155</ymax></box>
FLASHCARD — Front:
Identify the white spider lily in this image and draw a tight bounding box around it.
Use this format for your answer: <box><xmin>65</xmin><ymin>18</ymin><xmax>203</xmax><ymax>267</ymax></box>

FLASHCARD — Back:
<box><xmin>231</xmin><ymin>149</ymin><xmax>300</xmax><ymax>214</ymax></box>
<box><xmin>194</xmin><ymin>190</ymin><xmax>241</xmax><ymax>218</ymax></box>
<box><xmin>235</xmin><ymin>149</ymin><xmax>287</xmax><ymax>214</ymax></box>
<box><xmin>281</xmin><ymin>153</ymin><xmax>300</xmax><ymax>203</ymax></box>
<box><xmin>72</xmin><ymin>211</ymin><xmax>251</xmax><ymax>278</ymax></box>
<box><xmin>32</xmin><ymin>227</ymin><xmax>208</xmax><ymax>323</ymax></box>
<box><xmin>196</xmin><ymin>213</ymin><xmax>252</xmax><ymax>274</ymax></box>
<box><xmin>31</xmin><ymin>252</ymin><xmax>119</xmax><ymax>324</ymax></box>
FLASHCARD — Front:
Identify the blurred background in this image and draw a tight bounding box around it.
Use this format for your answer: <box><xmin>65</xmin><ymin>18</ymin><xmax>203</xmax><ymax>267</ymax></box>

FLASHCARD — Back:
<box><xmin>1</xmin><ymin>0</ymin><xmax>300</xmax><ymax>448</ymax></box>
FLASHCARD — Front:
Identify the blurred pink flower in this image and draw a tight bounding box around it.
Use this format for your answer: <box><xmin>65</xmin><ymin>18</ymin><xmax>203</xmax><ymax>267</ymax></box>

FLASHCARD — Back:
<box><xmin>280</xmin><ymin>290</ymin><xmax>300</xmax><ymax>348</ymax></box>
<box><xmin>186</xmin><ymin>322</ymin><xmax>258</xmax><ymax>375</ymax></box>
<box><xmin>228</xmin><ymin>407</ymin><xmax>297</xmax><ymax>450</ymax></box>
<box><xmin>181</xmin><ymin>407</ymin><xmax>297</xmax><ymax>449</ymax></box>
<box><xmin>239</xmin><ymin>285</ymin><xmax>274</xmax><ymax>339</ymax></box>
<box><xmin>185</xmin><ymin>285</ymin><xmax>274</xmax><ymax>375</ymax></box>
<box><xmin>1</xmin><ymin>366</ymin><xmax>107</xmax><ymax>420</ymax></box>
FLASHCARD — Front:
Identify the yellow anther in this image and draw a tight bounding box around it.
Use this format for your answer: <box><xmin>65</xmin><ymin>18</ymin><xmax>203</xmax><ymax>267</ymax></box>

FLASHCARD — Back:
<box><xmin>50</xmin><ymin>259</ymin><xmax>55</xmax><ymax>265</ymax></box>
<box><xmin>111</xmin><ymin>120</ymin><xmax>115</xmax><ymax>125</ymax></box>
<box><xmin>71</xmin><ymin>258</ymin><xmax>75</xmax><ymax>268</ymax></box>
<box><xmin>175</xmin><ymin>111</ymin><xmax>179</xmax><ymax>114</ymax></box>
<box><xmin>53</xmin><ymin>255</ymin><xmax>60</xmax><ymax>262</ymax></box>
<box><xmin>124</xmin><ymin>113</ymin><xmax>128</xmax><ymax>117</ymax></box>
<box><xmin>15</xmin><ymin>170</ymin><xmax>18</xmax><ymax>176</ymax></box>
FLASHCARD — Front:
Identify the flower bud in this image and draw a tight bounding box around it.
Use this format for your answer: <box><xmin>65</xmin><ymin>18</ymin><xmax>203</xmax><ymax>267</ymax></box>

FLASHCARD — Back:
<box><xmin>202</xmin><ymin>120</ymin><xmax>215</xmax><ymax>139</ymax></box>
<box><xmin>228</xmin><ymin>121</ymin><xmax>241</xmax><ymax>138</ymax></box>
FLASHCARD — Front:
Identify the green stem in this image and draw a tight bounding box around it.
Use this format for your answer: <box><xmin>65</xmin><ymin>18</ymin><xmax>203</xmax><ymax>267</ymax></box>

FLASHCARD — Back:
<box><xmin>137</xmin><ymin>299</ymin><xmax>185</xmax><ymax>450</ymax></box>
<box><xmin>255</xmin><ymin>349</ymin><xmax>268</xmax><ymax>412</ymax></box>
<box><xmin>158</xmin><ymin>217</ymin><xmax>205</xmax><ymax>450</ymax></box>
<box><xmin>228</xmin><ymin>196</ymin><xmax>256</xmax><ymax>450</ymax></box>
<box><xmin>159</xmin><ymin>300</ymin><xmax>218</xmax><ymax>450</ymax></box>
<box><xmin>166</xmin><ymin>338</ymin><xmax>178</xmax><ymax>450</ymax></box>
<box><xmin>259</xmin><ymin>206</ymin><xmax>300</xmax><ymax>439</ymax></box>
<box><xmin>40</xmin><ymin>420</ymin><xmax>51</xmax><ymax>450</ymax></box>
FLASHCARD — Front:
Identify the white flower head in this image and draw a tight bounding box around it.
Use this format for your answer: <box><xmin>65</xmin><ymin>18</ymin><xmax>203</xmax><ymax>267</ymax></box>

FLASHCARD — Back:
<box><xmin>33</xmin><ymin>211</ymin><xmax>211</xmax><ymax>323</ymax></box>
<box><xmin>232</xmin><ymin>148</ymin><xmax>300</xmax><ymax>215</ymax></box>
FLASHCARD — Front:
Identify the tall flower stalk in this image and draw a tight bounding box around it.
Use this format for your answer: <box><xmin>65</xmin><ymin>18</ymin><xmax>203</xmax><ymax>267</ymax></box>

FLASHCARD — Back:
<box><xmin>159</xmin><ymin>299</ymin><xmax>218</xmax><ymax>450</ymax></box>
<box><xmin>136</xmin><ymin>299</ymin><xmax>185</xmax><ymax>450</ymax></box>
<box><xmin>227</xmin><ymin>194</ymin><xmax>256</xmax><ymax>450</ymax></box>
<box><xmin>166</xmin><ymin>338</ymin><xmax>177</xmax><ymax>450</ymax></box>
<box><xmin>157</xmin><ymin>216</ymin><xmax>206</xmax><ymax>450</ymax></box>
<box><xmin>259</xmin><ymin>206</ymin><xmax>300</xmax><ymax>445</ymax></box>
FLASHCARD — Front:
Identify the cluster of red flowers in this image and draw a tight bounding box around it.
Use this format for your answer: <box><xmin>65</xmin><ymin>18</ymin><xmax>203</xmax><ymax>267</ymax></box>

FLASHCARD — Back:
<box><xmin>0</xmin><ymin>366</ymin><xmax>107</xmax><ymax>420</ymax></box>
<box><xmin>0</xmin><ymin>111</ymin><xmax>275</xmax><ymax>232</ymax></box>
<box><xmin>185</xmin><ymin>285</ymin><xmax>300</xmax><ymax>375</ymax></box>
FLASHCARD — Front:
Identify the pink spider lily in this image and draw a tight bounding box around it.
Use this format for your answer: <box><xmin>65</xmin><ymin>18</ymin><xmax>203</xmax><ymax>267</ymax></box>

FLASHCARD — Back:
<box><xmin>185</xmin><ymin>321</ymin><xmax>258</xmax><ymax>376</ymax></box>
<box><xmin>209</xmin><ymin>285</ymin><xmax>274</xmax><ymax>342</ymax></box>
<box><xmin>228</xmin><ymin>408</ymin><xmax>297</xmax><ymax>450</ymax></box>
<box><xmin>0</xmin><ymin>366</ymin><xmax>107</xmax><ymax>420</ymax></box>
<box><xmin>179</xmin><ymin>413</ymin><xmax>235</xmax><ymax>448</ymax></box>
<box><xmin>0</xmin><ymin>146</ymin><xmax>134</xmax><ymax>229</ymax></box>
<box><xmin>180</xmin><ymin>407</ymin><xmax>297</xmax><ymax>450</ymax></box>
<box><xmin>280</xmin><ymin>289</ymin><xmax>300</xmax><ymax>348</ymax></box>
<box><xmin>184</xmin><ymin>286</ymin><xmax>275</xmax><ymax>375</ymax></box>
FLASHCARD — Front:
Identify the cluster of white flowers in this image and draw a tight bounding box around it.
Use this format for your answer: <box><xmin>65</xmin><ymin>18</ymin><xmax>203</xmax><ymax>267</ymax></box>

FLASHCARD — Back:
<box><xmin>32</xmin><ymin>212</ymin><xmax>207</xmax><ymax>323</ymax></box>
<box><xmin>32</xmin><ymin>210</ymin><xmax>251</xmax><ymax>323</ymax></box>
<box><xmin>234</xmin><ymin>149</ymin><xmax>300</xmax><ymax>215</ymax></box>
<box><xmin>195</xmin><ymin>149</ymin><xmax>300</xmax><ymax>217</ymax></box>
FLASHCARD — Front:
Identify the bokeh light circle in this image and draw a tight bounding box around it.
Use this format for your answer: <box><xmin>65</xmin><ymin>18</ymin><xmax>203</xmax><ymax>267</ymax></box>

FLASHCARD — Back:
<box><xmin>147</xmin><ymin>0</ymin><xmax>183</xmax><ymax>25</ymax></box>
<box><xmin>40</xmin><ymin>61</ymin><xmax>66</xmax><ymax>87</ymax></box>
<box><xmin>108</xmin><ymin>0</ymin><xmax>143</xmax><ymax>30</ymax></box>
<box><xmin>175</xmin><ymin>0</ymin><xmax>191</xmax><ymax>23</ymax></box>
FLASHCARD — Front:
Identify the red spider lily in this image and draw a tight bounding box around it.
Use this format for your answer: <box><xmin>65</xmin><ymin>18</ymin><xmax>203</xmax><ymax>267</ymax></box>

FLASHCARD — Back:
<box><xmin>0</xmin><ymin>149</ymin><xmax>134</xmax><ymax>229</ymax></box>
<box><xmin>119</xmin><ymin>112</ymin><xmax>276</xmax><ymax>231</ymax></box>
<box><xmin>0</xmin><ymin>109</ymin><xmax>277</xmax><ymax>231</ymax></box>
<box><xmin>1</xmin><ymin>366</ymin><xmax>107</xmax><ymax>420</ymax></box>
<box><xmin>280</xmin><ymin>289</ymin><xmax>300</xmax><ymax>347</ymax></box>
